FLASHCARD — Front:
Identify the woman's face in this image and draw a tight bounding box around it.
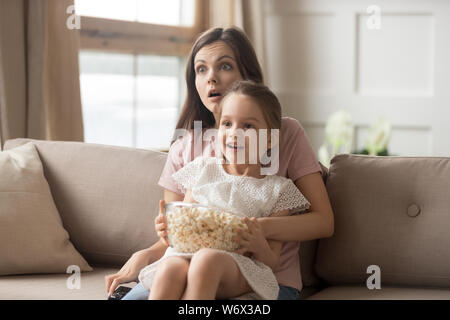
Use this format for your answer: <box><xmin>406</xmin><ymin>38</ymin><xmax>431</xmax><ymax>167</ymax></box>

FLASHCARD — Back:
<box><xmin>194</xmin><ymin>41</ymin><xmax>243</xmax><ymax>115</ymax></box>
<box><xmin>218</xmin><ymin>93</ymin><xmax>269</xmax><ymax>164</ymax></box>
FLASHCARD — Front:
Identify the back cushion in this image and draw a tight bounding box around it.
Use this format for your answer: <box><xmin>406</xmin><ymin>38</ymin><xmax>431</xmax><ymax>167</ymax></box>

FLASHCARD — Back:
<box><xmin>4</xmin><ymin>139</ymin><xmax>167</xmax><ymax>266</ymax></box>
<box><xmin>315</xmin><ymin>154</ymin><xmax>450</xmax><ymax>287</ymax></box>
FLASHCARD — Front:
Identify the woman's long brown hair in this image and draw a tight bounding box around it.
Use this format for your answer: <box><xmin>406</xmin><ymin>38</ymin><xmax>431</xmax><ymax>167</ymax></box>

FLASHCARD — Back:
<box><xmin>173</xmin><ymin>27</ymin><xmax>264</xmax><ymax>144</ymax></box>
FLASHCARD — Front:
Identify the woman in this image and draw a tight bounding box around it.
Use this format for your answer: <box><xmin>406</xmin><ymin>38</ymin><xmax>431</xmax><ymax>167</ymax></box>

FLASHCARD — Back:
<box><xmin>105</xmin><ymin>27</ymin><xmax>334</xmax><ymax>300</ymax></box>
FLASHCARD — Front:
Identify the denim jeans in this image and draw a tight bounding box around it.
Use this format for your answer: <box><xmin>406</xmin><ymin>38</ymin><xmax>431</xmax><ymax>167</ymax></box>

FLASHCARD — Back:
<box><xmin>121</xmin><ymin>282</ymin><xmax>299</xmax><ymax>300</ymax></box>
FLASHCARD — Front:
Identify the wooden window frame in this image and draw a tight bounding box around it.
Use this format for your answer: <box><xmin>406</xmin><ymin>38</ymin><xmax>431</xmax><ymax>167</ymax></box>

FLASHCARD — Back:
<box><xmin>79</xmin><ymin>0</ymin><xmax>209</xmax><ymax>56</ymax></box>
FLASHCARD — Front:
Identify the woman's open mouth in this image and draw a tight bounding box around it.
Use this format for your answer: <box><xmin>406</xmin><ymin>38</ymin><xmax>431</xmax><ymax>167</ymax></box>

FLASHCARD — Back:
<box><xmin>208</xmin><ymin>91</ymin><xmax>222</xmax><ymax>102</ymax></box>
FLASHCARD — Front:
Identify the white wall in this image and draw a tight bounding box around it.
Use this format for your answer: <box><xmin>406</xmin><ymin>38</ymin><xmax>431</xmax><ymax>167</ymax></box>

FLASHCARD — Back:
<box><xmin>263</xmin><ymin>0</ymin><xmax>450</xmax><ymax>156</ymax></box>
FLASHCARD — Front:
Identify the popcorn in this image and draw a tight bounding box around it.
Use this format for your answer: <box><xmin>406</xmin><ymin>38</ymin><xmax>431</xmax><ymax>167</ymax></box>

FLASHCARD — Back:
<box><xmin>166</xmin><ymin>206</ymin><xmax>248</xmax><ymax>253</ymax></box>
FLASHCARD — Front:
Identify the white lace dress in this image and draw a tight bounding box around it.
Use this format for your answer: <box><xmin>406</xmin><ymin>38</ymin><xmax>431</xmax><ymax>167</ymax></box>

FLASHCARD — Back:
<box><xmin>138</xmin><ymin>156</ymin><xmax>311</xmax><ymax>300</ymax></box>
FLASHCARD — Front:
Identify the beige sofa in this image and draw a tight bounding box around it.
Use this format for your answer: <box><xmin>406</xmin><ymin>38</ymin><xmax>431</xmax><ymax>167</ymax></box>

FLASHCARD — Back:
<box><xmin>1</xmin><ymin>138</ymin><xmax>450</xmax><ymax>300</ymax></box>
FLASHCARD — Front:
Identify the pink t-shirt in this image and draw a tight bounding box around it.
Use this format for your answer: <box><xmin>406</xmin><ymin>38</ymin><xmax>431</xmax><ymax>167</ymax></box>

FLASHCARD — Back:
<box><xmin>158</xmin><ymin>117</ymin><xmax>322</xmax><ymax>292</ymax></box>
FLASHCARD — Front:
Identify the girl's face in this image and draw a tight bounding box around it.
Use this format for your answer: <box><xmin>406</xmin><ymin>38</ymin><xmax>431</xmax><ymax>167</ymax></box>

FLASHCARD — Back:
<box><xmin>218</xmin><ymin>93</ymin><xmax>269</xmax><ymax>164</ymax></box>
<box><xmin>194</xmin><ymin>41</ymin><xmax>243</xmax><ymax>115</ymax></box>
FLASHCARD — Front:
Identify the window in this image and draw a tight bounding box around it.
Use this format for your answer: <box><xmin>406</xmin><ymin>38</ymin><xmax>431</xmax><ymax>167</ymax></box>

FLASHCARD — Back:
<box><xmin>75</xmin><ymin>0</ymin><xmax>208</xmax><ymax>150</ymax></box>
<box><xmin>75</xmin><ymin>0</ymin><xmax>196</xmax><ymax>26</ymax></box>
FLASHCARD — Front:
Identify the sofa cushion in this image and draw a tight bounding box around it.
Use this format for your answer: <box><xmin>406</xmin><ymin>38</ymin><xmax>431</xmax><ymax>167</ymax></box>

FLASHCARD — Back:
<box><xmin>307</xmin><ymin>285</ymin><xmax>450</xmax><ymax>300</ymax></box>
<box><xmin>315</xmin><ymin>154</ymin><xmax>450</xmax><ymax>288</ymax></box>
<box><xmin>0</xmin><ymin>142</ymin><xmax>92</xmax><ymax>275</ymax></box>
<box><xmin>0</xmin><ymin>266</ymin><xmax>127</xmax><ymax>300</ymax></box>
<box><xmin>4</xmin><ymin>139</ymin><xmax>167</xmax><ymax>266</ymax></box>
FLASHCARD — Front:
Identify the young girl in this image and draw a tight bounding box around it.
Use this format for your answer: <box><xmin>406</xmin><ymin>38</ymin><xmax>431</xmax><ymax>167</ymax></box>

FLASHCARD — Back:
<box><xmin>138</xmin><ymin>81</ymin><xmax>311</xmax><ymax>300</ymax></box>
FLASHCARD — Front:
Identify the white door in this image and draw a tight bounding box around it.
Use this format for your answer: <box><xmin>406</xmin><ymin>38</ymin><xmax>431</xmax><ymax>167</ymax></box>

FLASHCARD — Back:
<box><xmin>264</xmin><ymin>0</ymin><xmax>450</xmax><ymax>157</ymax></box>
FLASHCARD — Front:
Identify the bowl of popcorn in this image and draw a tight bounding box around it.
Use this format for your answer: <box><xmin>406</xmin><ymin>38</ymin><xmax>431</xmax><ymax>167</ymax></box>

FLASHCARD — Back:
<box><xmin>164</xmin><ymin>202</ymin><xmax>248</xmax><ymax>253</ymax></box>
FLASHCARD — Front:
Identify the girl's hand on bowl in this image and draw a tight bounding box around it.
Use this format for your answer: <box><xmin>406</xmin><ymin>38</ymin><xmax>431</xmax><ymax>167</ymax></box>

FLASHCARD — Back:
<box><xmin>155</xmin><ymin>200</ymin><xmax>169</xmax><ymax>246</ymax></box>
<box><xmin>234</xmin><ymin>217</ymin><xmax>265</xmax><ymax>256</ymax></box>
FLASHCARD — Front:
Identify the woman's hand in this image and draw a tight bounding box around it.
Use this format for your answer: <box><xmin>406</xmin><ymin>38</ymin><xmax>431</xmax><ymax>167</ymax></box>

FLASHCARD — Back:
<box><xmin>234</xmin><ymin>217</ymin><xmax>268</xmax><ymax>256</ymax></box>
<box><xmin>155</xmin><ymin>200</ymin><xmax>169</xmax><ymax>246</ymax></box>
<box><xmin>104</xmin><ymin>248</ymin><xmax>152</xmax><ymax>297</ymax></box>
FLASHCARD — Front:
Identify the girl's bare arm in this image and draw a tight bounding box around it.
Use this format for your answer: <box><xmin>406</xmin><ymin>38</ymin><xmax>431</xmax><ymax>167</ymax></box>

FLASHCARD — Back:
<box><xmin>237</xmin><ymin>209</ymin><xmax>289</xmax><ymax>271</ymax></box>
<box><xmin>250</xmin><ymin>238</ymin><xmax>283</xmax><ymax>271</ymax></box>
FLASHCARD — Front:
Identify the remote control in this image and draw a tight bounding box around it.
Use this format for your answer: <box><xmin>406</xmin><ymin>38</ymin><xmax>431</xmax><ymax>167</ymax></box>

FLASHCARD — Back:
<box><xmin>108</xmin><ymin>286</ymin><xmax>132</xmax><ymax>300</ymax></box>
